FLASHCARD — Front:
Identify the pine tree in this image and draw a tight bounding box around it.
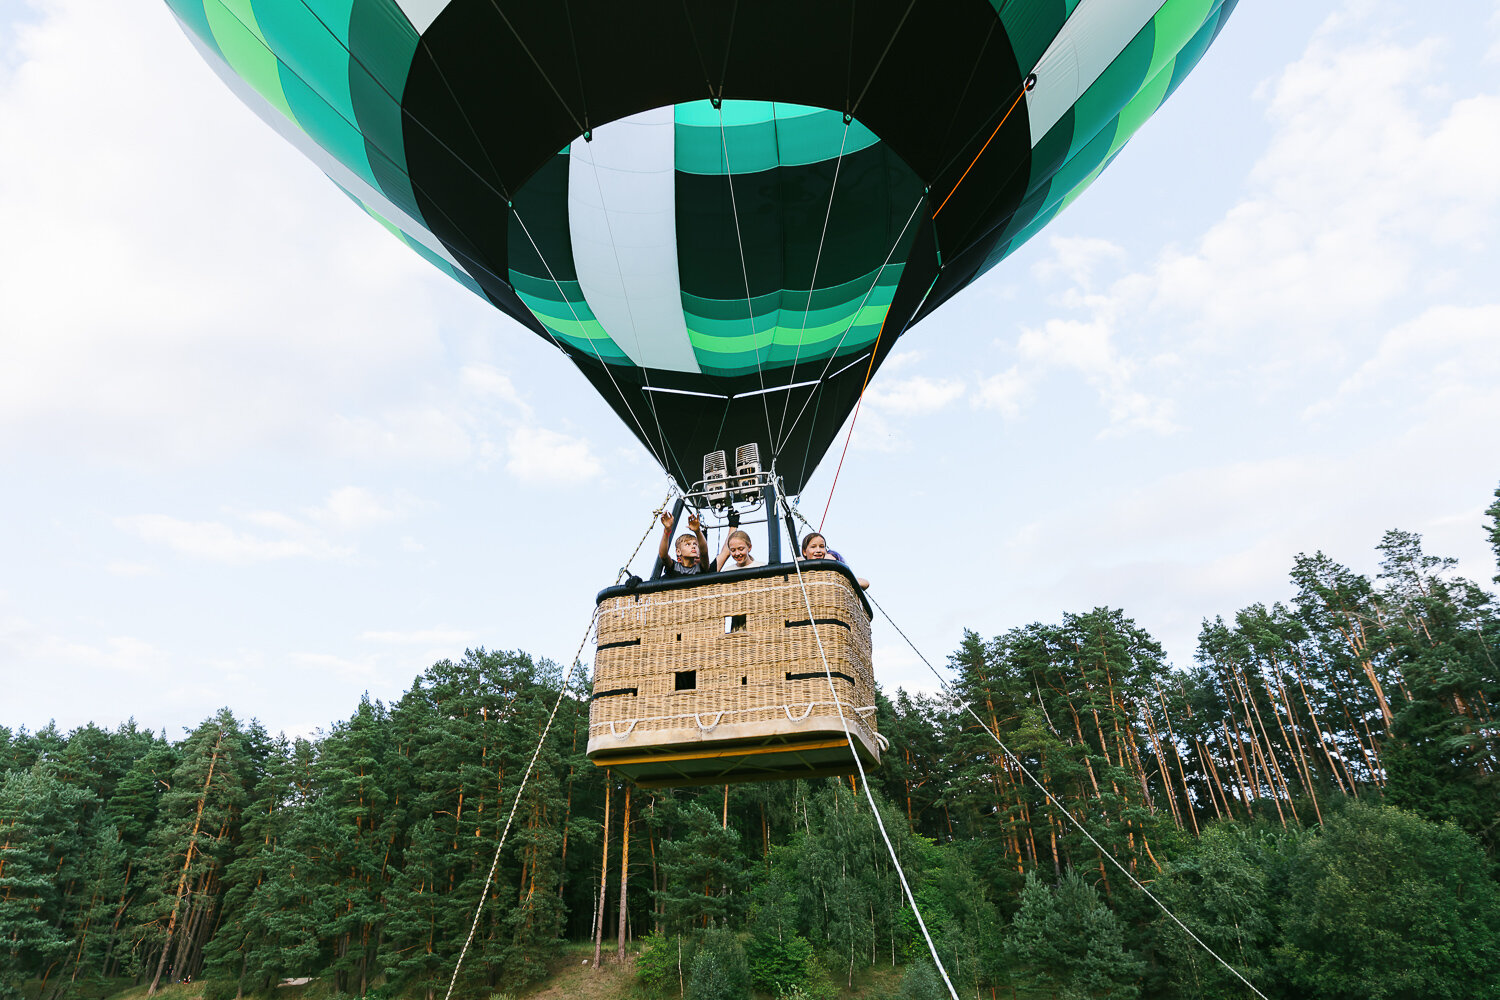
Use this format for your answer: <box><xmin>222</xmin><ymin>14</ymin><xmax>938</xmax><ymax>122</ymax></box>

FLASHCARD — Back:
<box><xmin>138</xmin><ymin>711</ymin><xmax>246</xmax><ymax>994</ymax></box>
<box><xmin>0</xmin><ymin>767</ymin><xmax>98</xmax><ymax>999</ymax></box>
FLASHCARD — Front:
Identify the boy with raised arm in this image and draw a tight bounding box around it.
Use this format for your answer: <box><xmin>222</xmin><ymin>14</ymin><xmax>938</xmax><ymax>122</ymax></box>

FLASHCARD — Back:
<box><xmin>654</xmin><ymin>510</ymin><xmax>712</xmax><ymax>579</ymax></box>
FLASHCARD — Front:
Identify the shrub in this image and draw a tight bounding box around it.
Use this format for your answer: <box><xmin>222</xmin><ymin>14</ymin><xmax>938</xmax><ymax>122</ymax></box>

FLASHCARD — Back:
<box><xmin>686</xmin><ymin>930</ymin><xmax>749</xmax><ymax>1000</ymax></box>
<box><xmin>637</xmin><ymin>935</ymin><xmax>681</xmax><ymax>996</ymax></box>
<box><xmin>897</xmin><ymin>962</ymin><xmax>943</xmax><ymax>1000</ymax></box>
<box><xmin>199</xmin><ymin>980</ymin><xmax>239</xmax><ymax>1000</ymax></box>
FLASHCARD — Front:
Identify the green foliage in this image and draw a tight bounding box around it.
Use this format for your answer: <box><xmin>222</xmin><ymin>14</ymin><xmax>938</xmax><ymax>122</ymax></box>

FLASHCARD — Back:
<box><xmin>1484</xmin><ymin>485</ymin><xmax>1500</xmax><ymax>584</ymax></box>
<box><xmin>1007</xmin><ymin>868</ymin><xmax>1142</xmax><ymax>1000</ymax></box>
<box><xmin>198</xmin><ymin>979</ymin><xmax>238</xmax><ymax>1000</ymax></box>
<box><xmin>1275</xmin><ymin>802</ymin><xmax>1500</xmax><ymax>1000</ymax></box>
<box><xmin>685</xmin><ymin>930</ymin><xmax>749</xmax><ymax>1000</ymax></box>
<box><xmin>1152</xmin><ymin>823</ymin><xmax>1279</xmax><ymax>998</ymax></box>
<box><xmin>635</xmin><ymin>935</ymin><xmax>680</xmax><ymax>996</ymax></box>
<box><xmin>896</xmin><ymin>961</ymin><xmax>943</xmax><ymax>1000</ymax></box>
<box><xmin>745</xmin><ymin>927</ymin><xmax>812</xmax><ymax>995</ymax></box>
<box><xmin>5</xmin><ymin>484</ymin><xmax>1500</xmax><ymax>1000</ymax></box>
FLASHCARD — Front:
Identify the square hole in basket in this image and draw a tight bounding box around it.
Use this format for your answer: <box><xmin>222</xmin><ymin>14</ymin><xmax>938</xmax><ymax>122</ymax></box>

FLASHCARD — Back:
<box><xmin>675</xmin><ymin>670</ymin><xmax>697</xmax><ymax>691</ymax></box>
<box><xmin>724</xmin><ymin>614</ymin><xmax>747</xmax><ymax>633</ymax></box>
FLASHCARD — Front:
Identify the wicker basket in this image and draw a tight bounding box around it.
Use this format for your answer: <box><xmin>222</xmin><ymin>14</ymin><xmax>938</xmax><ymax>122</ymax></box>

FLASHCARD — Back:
<box><xmin>587</xmin><ymin>561</ymin><xmax>880</xmax><ymax>787</ymax></box>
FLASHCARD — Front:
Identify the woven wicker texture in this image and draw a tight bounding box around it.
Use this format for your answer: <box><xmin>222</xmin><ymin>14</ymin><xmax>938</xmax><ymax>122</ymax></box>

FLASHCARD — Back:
<box><xmin>587</xmin><ymin>564</ymin><xmax>878</xmax><ymax>781</ymax></box>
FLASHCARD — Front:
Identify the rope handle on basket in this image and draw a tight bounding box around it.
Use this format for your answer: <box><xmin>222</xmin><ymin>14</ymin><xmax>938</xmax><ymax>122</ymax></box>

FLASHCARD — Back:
<box><xmin>875</xmin><ymin>732</ymin><xmax>890</xmax><ymax>752</ymax></box>
<box><xmin>607</xmin><ymin>719</ymin><xmax>640</xmax><ymax>739</ymax></box>
<box><xmin>784</xmin><ymin>702</ymin><xmax>816</xmax><ymax>722</ymax></box>
<box><xmin>695</xmin><ymin>711</ymin><xmax>726</xmax><ymax>732</ymax></box>
<box><xmin>854</xmin><ymin>705</ymin><xmax>877</xmax><ymax>717</ymax></box>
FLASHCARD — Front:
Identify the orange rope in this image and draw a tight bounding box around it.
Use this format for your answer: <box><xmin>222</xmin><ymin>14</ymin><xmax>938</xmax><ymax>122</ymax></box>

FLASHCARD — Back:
<box><xmin>822</xmin><ymin>73</ymin><xmax>1033</xmax><ymax>528</ymax></box>
<box><xmin>819</xmin><ymin>310</ymin><xmax>893</xmax><ymax>532</ymax></box>
<box><xmin>932</xmin><ymin>76</ymin><xmax>1033</xmax><ymax>219</ymax></box>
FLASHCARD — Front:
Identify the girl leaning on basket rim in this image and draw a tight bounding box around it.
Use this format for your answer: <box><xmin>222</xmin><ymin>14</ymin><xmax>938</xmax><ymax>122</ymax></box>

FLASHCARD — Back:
<box><xmin>801</xmin><ymin>532</ymin><xmax>870</xmax><ymax>590</ymax></box>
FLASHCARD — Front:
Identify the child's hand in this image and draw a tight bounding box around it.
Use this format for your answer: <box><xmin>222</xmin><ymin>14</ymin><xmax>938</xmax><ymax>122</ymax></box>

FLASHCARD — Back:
<box><xmin>687</xmin><ymin>514</ymin><xmax>702</xmax><ymax>532</ymax></box>
<box><xmin>661</xmin><ymin>511</ymin><xmax>675</xmax><ymax>529</ymax></box>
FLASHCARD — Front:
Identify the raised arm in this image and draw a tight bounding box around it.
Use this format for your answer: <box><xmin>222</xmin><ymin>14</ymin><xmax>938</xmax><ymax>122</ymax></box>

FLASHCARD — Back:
<box><xmin>656</xmin><ymin>510</ymin><xmax>675</xmax><ymax>562</ymax></box>
<box><xmin>688</xmin><ymin>514</ymin><xmax>711</xmax><ymax>573</ymax></box>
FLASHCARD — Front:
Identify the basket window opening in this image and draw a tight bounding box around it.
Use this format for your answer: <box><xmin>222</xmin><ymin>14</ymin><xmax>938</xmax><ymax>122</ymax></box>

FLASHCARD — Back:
<box><xmin>725</xmin><ymin>614</ymin><xmax>747</xmax><ymax>633</ymax></box>
<box><xmin>675</xmin><ymin>669</ymin><xmax>697</xmax><ymax>691</ymax></box>
<box><xmin>741</xmin><ymin>676</ymin><xmax>747</xmax><ymax>685</ymax></box>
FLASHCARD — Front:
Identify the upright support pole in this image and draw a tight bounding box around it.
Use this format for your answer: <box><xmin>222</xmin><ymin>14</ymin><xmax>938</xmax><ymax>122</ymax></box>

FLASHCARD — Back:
<box><xmin>763</xmin><ymin>481</ymin><xmax>782</xmax><ymax>563</ymax></box>
<box><xmin>649</xmin><ymin>498</ymin><xmax>686</xmax><ymax>580</ymax></box>
<box><xmin>784</xmin><ymin>507</ymin><xmax>800</xmax><ymax>560</ymax></box>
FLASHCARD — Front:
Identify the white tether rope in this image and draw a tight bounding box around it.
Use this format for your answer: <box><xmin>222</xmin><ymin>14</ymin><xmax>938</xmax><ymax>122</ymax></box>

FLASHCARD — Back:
<box><xmin>779</xmin><ymin>493</ymin><xmax>963</xmax><ymax>1000</ymax></box>
<box><xmin>441</xmin><ymin>604</ymin><xmax>601</xmax><ymax>1000</ymax></box>
<box><xmin>864</xmin><ymin>592</ymin><xmax>1273</xmax><ymax>1000</ymax></box>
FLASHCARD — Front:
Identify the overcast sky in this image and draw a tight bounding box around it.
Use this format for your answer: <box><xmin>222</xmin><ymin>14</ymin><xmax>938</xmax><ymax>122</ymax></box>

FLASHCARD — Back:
<box><xmin>3</xmin><ymin>0</ymin><xmax>1498</xmax><ymax>740</ymax></box>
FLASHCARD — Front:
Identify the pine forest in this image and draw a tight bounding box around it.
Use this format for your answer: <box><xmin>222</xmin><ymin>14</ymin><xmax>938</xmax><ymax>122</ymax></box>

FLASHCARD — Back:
<box><xmin>4</xmin><ymin>488</ymin><xmax>1500</xmax><ymax>1000</ymax></box>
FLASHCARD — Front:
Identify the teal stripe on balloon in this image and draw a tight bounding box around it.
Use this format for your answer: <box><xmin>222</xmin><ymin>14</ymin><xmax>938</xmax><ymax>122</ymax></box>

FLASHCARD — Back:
<box><xmin>165</xmin><ymin>0</ymin><xmax>219</xmax><ymax>60</ymax></box>
<box><xmin>675</xmin><ymin>101</ymin><xmax>879</xmax><ymax>176</ymax></box>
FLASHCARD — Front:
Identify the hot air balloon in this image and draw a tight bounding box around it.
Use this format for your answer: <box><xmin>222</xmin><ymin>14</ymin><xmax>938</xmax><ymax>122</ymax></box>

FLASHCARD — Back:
<box><xmin>166</xmin><ymin>0</ymin><xmax>1238</xmax><ymax>785</ymax></box>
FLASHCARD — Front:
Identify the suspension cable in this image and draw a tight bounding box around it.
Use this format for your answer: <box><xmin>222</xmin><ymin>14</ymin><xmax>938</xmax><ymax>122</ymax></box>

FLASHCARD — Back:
<box><xmin>775</xmin><ymin>118</ymin><xmax>854</xmax><ymax>447</ymax></box>
<box><xmin>773</xmin><ymin>191</ymin><xmax>928</xmax><ymax>458</ymax></box>
<box><xmin>509</xmin><ymin>208</ymin><xmax>672</xmax><ymax>472</ymax></box>
<box><xmin>816</xmin><ymin>308</ymin><xmax>890</xmax><ymax>532</ymax></box>
<box><xmin>863</xmin><ymin>593</ymin><xmax>1273</xmax><ymax>1000</ymax></box>
<box><xmin>716</xmin><ymin>102</ymin><xmax>777</xmax><ymax>445</ymax></box>
<box><xmin>441</xmin><ymin>605</ymin><xmax>600</xmax><ymax>1000</ymax></box>
<box><xmin>577</xmin><ymin>144</ymin><xmax>683</xmax><ymax>481</ymax></box>
<box><xmin>776</xmin><ymin>490</ymin><xmax>963</xmax><ymax>1000</ymax></box>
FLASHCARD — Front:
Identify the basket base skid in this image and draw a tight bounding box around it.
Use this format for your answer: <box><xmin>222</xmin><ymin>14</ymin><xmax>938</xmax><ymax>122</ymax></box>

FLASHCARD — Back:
<box><xmin>588</xmin><ymin>720</ymin><xmax>880</xmax><ymax>788</ymax></box>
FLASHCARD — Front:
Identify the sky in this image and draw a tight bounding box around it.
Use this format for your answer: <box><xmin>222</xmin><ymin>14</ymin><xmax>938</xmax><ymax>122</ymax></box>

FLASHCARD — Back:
<box><xmin>3</xmin><ymin>0</ymin><xmax>1498</xmax><ymax>740</ymax></box>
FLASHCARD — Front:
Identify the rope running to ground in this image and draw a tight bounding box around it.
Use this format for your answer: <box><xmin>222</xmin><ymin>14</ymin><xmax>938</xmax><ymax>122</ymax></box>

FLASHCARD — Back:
<box><xmin>441</xmin><ymin>603</ymin><xmax>602</xmax><ymax>1000</ymax></box>
<box><xmin>777</xmin><ymin>492</ymin><xmax>963</xmax><ymax>1000</ymax></box>
<box><xmin>863</xmin><ymin>592</ymin><xmax>1273</xmax><ymax>1000</ymax></box>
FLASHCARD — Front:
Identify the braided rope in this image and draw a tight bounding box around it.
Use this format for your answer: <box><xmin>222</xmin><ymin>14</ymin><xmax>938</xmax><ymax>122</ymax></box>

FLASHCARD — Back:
<box><xmin>441</xmin><ymin>605</ymin><xmax>600</xmax><ymax>1000</ymax></box>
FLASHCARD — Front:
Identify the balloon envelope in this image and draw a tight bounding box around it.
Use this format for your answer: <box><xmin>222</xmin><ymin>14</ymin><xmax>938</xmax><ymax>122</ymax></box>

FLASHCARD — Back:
<box><xmin>166</xmin><ymin>0</ymin><xmax>1237</xmax><ymax>493</ymax></box>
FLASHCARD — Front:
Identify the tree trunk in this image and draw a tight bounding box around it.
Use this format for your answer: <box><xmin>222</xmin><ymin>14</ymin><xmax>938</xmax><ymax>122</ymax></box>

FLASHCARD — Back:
<box><xmin>617</xmin><ymin>784</ymin><xmax>631</xmax><ymax>961</ymax></box>
<box><xmin>149</xmin><ymin>729</ymin><xmax>223</xmax><ymax>997</ymax></box>
<box><xmin>593</xmin><ymin>775</ymin><xmax>612</xmax><ymax>968</ymax></box>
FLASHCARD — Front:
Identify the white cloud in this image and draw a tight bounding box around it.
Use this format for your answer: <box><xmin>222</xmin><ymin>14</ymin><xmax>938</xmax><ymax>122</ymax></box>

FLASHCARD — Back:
<box><xmin>505</xmin><ymin>426</ymin><xmax>603</xmax><ymax>484</ymax></box>
<box><xmin>311</xmin><ymin>487</ymin><xmax>400</xmax><ymax>532</ymax></box>
<box><xmin>863</xmin><ymin>375</ymin><xmax>965</xmax><ymax>416</ymax></box>
<box><xmin>986</xmin><ymin>3</ymin><xmax>1500</xmax><ymax>440</ymax></box>
<box><xmin>118</xmin><ymin>514</ymin><xmax>351</xmax><ymax>565</ymax></box>
<box><xmin>361</xmin><ymin>628</ymin><xmax>477</xmax><ymax>645</ymax></box>
<box><xmin>461</xmin><ymin>364</ymin><xmax>532</xmax><ymax>414</ymax></box>
<box><xmin>290</xmin><ymin>651</ymin><xmax>380</xmax><ymax>682</ymax></box>
<box><xmin>1032</xmin><ymin>236</ymin><xmax>1127</xmax><ymax>291</ymax></box>
<box><xmin>973</xmin><ymin>366</ymin><xmax>1027</xmax><ymax>417</ymax></box>
<box><xmin>1322</xmin><ymin>303</ymin><xmax>1500</xmax><ymax>413</ymax></box>
<box><xmin>1147</xmin><ymin>24</ymin><xmax>1500</xmax><ymax>354</ymax></box>
<box><xmin>0</xmin><ymin>2</ymin><xmax>457</xmax><ymax>465</ymax></box>
<box><xmin>104</xmin><ymin>561</ymin><xmax>155</xmax><ymax>578</ymax></box>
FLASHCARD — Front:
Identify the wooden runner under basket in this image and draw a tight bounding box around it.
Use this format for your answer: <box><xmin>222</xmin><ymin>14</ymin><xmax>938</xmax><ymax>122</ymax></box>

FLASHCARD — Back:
<box><xmin>588</xmin><ymin>561</ymin><xmax>880</xmax><ymax>787</ymax></box>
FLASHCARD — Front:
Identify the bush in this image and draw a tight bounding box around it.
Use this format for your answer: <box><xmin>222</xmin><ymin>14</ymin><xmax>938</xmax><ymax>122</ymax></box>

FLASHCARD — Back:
<box><xmin>897</xmin><ymin>962</ymin><xmax>943</xmax><ymax>1000</ymax></box>
<box><xmin>685</xmin><ymin>930</ymin><xmax>749</xmax><ymax>1000</ymax></box>
<box><xmin>637</xmin><ymin>935</ymin><xmax>681</xmax><ymax>996</ymax></box>
<box><xmin>746</xmin><ymin>930</ymin><xmax>812</xmax><ymax>994</ymax></box>
<box><xmin>199</xmin><ymin>980</ymin><xmax>239</xmax><ymax>1000</ymax></box>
